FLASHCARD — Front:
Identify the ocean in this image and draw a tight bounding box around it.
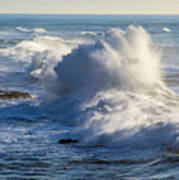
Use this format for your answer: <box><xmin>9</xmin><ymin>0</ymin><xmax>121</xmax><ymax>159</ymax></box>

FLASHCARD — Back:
<box><xmin>0</xmin><ymin>14</ymin><xmax>179</xmax><ymax>179</ymax></box>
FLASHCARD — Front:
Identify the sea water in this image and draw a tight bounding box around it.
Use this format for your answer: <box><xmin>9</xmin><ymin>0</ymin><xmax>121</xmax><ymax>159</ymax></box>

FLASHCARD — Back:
<box><xmin>0</xmin><ymin>14</ymin><xmax>179</xmax><ymax>179</ymax></box>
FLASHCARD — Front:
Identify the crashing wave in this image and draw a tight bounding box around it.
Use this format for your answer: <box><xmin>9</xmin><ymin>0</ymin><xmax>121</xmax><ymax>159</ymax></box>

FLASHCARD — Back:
<box><xmin>51</xmin><ymin>26</ymin><xmax>179</xmax><ymax>150</ymax></box>
<box><xmin>55</xmin><ymin>26</ymin><xmax>163</xmax><ymax>94</ymax></box>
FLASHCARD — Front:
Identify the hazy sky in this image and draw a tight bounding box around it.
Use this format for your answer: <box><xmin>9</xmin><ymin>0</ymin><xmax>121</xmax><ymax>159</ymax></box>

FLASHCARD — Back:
<box><xmin>0</xmin><ymin>0</ymin><xmax>178</xmax><ymax>14</ymax></box>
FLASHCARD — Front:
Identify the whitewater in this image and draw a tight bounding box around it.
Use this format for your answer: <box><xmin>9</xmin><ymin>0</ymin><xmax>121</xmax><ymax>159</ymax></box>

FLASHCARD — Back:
<box><xmin>0</xmin><ymin>14</ymin><xmax>179</xmax><ymax>179</ymax></box>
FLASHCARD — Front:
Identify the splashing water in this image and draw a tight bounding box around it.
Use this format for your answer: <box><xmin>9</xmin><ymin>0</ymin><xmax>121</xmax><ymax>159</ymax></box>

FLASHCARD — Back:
<box><xmin>50</xmin><ymin>26</ymin><xmax>179</xmax><ymax>150</ymax></box>
<box><xmin>55</xmin><ymin>26</ymin><xmax>162</xmax><ymax>93</ymax></box>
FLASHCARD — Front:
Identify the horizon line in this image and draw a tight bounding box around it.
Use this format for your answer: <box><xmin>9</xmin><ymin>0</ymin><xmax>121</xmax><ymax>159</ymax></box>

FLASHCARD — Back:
<box><xmin>0</xmin><ymin>13</ymin><xmax>179</xmax><ymax>16</ymax></box>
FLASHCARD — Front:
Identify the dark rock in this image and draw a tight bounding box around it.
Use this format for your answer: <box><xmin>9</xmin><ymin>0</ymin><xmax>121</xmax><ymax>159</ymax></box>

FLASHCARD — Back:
<box><xmin>166</xmin><ymin>146</ymin><xmax>179</xmax><ymax>155</ymax></box>
<box><xmin>0</xmin><ymin>90</ymin><xmax>32</xmax><ymax>100</ymax></box>
<box><xmin>58</xmin><ymin>138</ymin><xmax>79</xmax><ymax>144</ymax></box>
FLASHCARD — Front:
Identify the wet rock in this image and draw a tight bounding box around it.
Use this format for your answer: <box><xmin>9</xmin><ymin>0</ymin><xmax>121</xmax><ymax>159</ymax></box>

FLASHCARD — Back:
<box><xmin>166</xmin><ymin>146</ymin><xmax>179</xmax><ymax>155</ymax></box>
<box><xmin>0</xmin><ymin>90</ymin><xmax>32</xmax><ymax>100</ymax></box>
<box><xmin>58</xmin><ymin>138</ymin><xmax>79</xmax><ymax>144</ymax></box>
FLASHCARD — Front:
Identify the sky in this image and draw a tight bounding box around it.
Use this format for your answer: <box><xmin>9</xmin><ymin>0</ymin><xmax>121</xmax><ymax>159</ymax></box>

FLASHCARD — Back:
<box><xmin>0</xmin><ymin>0</ymin><xmax>178</xmax><ymax>14</ymax></box>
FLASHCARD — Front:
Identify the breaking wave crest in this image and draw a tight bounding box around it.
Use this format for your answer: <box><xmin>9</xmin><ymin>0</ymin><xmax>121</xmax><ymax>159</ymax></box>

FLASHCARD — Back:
<box><xmin>0</xmin><ymin>35</ymin><xmax>81</xmax><ymax>85</ymax></box>
<box><xmin>55</xmin><ymin>26</ymin><xmax>162</xmax><ymax>93</ymax></box>
<box><xmin>16</xmin><ymin>26</ymin><xmax>48</xmax><ymax>34</ymax></box>
<box><xmin>51</xmin><ymin>26</ymin><xmax>179</xmax><ymax>150</ymax></box>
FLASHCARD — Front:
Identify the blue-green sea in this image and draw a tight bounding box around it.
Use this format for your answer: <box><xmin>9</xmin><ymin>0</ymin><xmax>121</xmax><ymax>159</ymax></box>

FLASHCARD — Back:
<box><xmin>0</xmin><ymin>14</ymin><xmax>179</xmax><ymax>179</ymax></box>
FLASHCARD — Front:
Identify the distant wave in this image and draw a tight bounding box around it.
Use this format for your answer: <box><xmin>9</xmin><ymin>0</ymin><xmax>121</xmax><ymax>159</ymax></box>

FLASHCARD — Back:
<box><xmin>80</xmin><ymin>31</ymin><xmax>104</xmax><ymax>37</ymax></box>
<box><xmin>81</xmin><ymin>31</ymin><xmax>97</xmax><ymax>36</ymax></box>
<box><xmin>81</xmin><ymin>31</ymin><xmax>104</xmax><ymax>36</ymax></box>
<box><xmin>162</xmin><ymin>27</ymin><xmax>172</xmax><ymax>33</ymax></box>
<box><xmin>16</xmin><ymin>26</ymin><xmax>48</xmax><ymax>34</ymax></box>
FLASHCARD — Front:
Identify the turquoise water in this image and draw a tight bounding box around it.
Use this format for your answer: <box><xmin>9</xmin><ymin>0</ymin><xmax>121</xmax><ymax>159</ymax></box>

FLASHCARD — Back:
<box><xmin>0</xmin><ymin>14</ymin><xmax>179</xmax><ymax>179</ymax></box>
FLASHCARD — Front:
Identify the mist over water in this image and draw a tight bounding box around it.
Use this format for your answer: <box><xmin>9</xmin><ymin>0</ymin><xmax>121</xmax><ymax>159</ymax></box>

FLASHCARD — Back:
<box><xmin>0</xmin><ymin>15</ymin><xmax>179</xmax><ymax>179</ymax></box>
<box><xmin>55</xmin><ymin>26</ymin><xmax>161</xmax><ymax>93</ymax></box>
